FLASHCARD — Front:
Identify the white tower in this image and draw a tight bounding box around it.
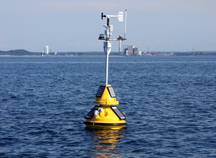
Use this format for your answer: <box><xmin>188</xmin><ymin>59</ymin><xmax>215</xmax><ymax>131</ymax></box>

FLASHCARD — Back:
<box><xmin>44</xmin><ymin>46</ymin><xmax>49</xmax><ymax>54</ymax></box>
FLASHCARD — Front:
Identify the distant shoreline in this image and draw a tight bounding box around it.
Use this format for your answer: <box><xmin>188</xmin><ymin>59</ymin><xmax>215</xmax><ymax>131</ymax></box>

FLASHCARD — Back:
<box><xmin>1</xmin><ymin>55</ymin><xmax>216</xmax><ymax>58</ymax></box>
<box><xmin>1</xmin><ymin>49</ymin><xmax>216</xmax><ymax>57</ymax></box>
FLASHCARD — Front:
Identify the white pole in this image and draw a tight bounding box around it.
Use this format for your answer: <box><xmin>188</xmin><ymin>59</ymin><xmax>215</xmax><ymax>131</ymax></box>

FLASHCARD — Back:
<box><xmin>119</xmin><ymin>40</ymin><xmax>121</xmax><ymax>53</ymax></box>
<box><xmin>104</xmin><ymin>41</ymin><xmax>111</xmax><ymax>85</ymax></box>
<box><xmin>106</xmin><ymin>53</ymin><xmax>109</xmax><ymax>85</ymax></box>
<box><xmin>124</xmin><ymin>9</ymin><xmax>127</xmax><ymax>39</ymax></box>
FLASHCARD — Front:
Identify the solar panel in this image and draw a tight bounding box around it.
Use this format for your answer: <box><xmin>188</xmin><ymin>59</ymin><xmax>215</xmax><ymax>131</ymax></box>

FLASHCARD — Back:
<box><xmin>107</xmin><ymin>86</ymin><xmax>116</xmax><ymax>98</ymax></box>
<box><xmin>111</xmin><ymin>106</ymin><xmax>126</xmax><ymax>120</ymax></box>
<box><xmin>96</xmin><ymin>86</ymin><xmax>105</xmax><ymax>97</ymax></box>
<box><xmin>85</xmin><ymin>106</ymin><xmax>100</xmax><ymax>119</ymax></box>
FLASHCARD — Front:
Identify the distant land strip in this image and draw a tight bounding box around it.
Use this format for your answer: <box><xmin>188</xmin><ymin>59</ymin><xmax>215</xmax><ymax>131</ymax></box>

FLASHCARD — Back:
<box><xmin>1</xmin><ymin>49</ymin><xmax>216</xmax><ymax>57</ymax></box>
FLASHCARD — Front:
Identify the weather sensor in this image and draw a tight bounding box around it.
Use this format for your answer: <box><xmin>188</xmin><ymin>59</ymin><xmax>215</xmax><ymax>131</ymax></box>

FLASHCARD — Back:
<box><xmin>99</xmin><ymin>10</ymin><xmax>127</xmax><ymax>85</ymax></box>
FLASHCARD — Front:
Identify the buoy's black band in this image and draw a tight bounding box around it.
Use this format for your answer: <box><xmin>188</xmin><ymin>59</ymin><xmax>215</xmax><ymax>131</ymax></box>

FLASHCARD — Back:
<box><xmin>84</xmin><ymin>121</ymin><xmax>127</xmax><ymax>126</ymax></box>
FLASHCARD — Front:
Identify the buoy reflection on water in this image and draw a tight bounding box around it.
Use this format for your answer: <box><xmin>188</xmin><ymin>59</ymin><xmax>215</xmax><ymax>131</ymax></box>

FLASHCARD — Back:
<box><xmin>84</xmin><ymin>128</ymin><xmax>126</xmax><ymax>157</ymax></box>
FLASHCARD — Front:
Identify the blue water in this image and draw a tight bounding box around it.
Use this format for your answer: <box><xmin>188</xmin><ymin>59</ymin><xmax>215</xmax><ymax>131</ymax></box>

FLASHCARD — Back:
<box><xmin>0</xmin><ymin>56</ymin><xmax>216</xmax><ymax>157</ymax></box>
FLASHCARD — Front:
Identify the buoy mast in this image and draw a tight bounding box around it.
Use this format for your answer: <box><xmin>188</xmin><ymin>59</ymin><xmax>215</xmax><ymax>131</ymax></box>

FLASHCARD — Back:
<box><xmin>100</xmin><ymin>11</ymin><xmax>126</xmax><ymax>85</ymax></box>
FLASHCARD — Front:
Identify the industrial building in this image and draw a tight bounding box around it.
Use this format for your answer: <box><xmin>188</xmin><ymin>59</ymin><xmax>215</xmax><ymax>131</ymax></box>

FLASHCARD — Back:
<box><xmin>123</xmin><ymin>45</ymin><xmax>142</xmax><ymax>56</ymax></box>
<box><xmin>127</xmin><ymin>45</ymin><xmax>135</xmax><ymax>55</ymax></box>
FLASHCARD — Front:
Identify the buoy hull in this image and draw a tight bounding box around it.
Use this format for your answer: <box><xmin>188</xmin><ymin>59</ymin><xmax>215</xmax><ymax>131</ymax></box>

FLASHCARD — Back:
<box><xmin>84</xmin><ymin>105</ymin><xmax>126</xmax><ymax>129</ymax></box>
<box><xmin>84</xmin><ymin>122</ymin><xmax>126</xmax><ymax>130</ymax></box>
<box><xmin>84</xmin><ymin>85</ymin><xmax>127</xmax><ymax>129</ymax></box>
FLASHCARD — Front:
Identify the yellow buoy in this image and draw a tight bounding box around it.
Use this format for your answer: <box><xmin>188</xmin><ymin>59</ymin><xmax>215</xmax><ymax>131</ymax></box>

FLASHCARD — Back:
<box><xmin>84</xmin><ymin>85</ymin><xmax>127</xmax><ymax>129</ymax></box>
<box><xmin>84</xmin><ymin>11</ymin><xmax>128</xmax><ymax>129</ymax></box>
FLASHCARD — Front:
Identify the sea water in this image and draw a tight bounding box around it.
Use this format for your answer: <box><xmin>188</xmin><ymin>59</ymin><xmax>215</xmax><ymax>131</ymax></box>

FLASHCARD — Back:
<box><xmin>0</xmin><ymin>56</ymin><xmax>216</xmax><ymax>157</ymax></box>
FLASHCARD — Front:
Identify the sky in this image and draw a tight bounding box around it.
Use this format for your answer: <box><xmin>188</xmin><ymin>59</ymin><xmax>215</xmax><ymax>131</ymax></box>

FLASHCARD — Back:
<box><xmin>0</xmin><ymin>0</ymin><xmax>216</xmax><ymax>52</ymax></box>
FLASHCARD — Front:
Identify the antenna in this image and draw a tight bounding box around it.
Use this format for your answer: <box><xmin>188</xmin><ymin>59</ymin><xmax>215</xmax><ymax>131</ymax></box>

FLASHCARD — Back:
<box><xmin>124</xmin><ymin>9</ymin><xmax>127</xmax><ymax>39</ymax></box>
